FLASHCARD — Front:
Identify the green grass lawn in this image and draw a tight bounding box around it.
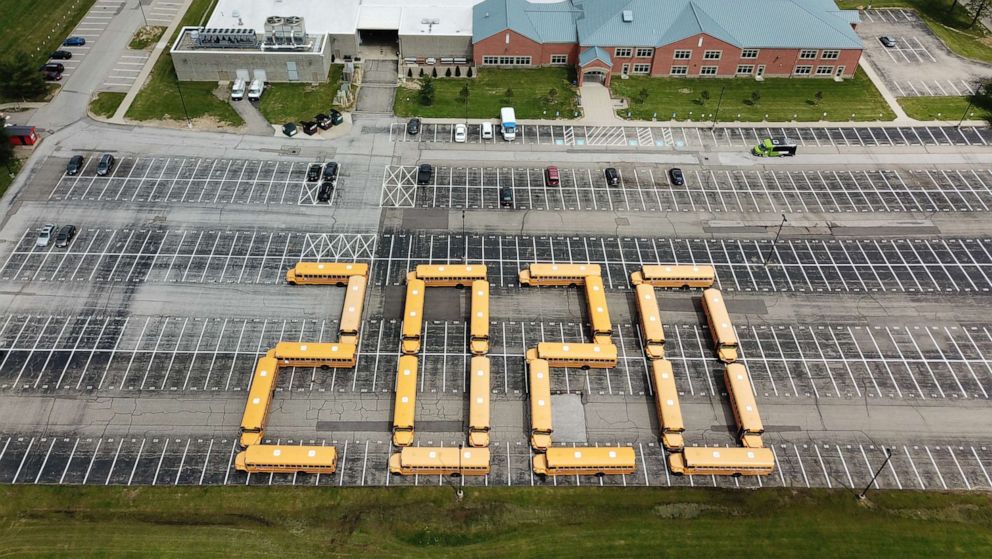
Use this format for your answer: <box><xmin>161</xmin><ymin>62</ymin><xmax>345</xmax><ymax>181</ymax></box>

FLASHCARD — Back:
<box><xmin>394</xmin><ymin>68</ymin><xmax>580</xmax><ymax>119</ymax></box>
<box><xmin>898</xmin><ymin>95</ymin><xmax>990</xmax><ymax>121</ymax></box>
<box><xmin>128</xmin><ymin>25</ymin><xmax>167</xmax><ymax>50</ymax></box>
<box><xmin>257</xmin><ymin>66</ymin><xmax>343</xmax><ymax>123</ymax></box>
<box><xmin>88</xmin><ymin>91</ymin><xmax>125</xmax><ymax>118</ymax></box>
<box><xmin>0</xmin><ymin>159</ymin><xmax>21</xmax><ymax>200</ymax></box>
<box><xmin>0</xmin><ymin>0</ymin><xmax>97</xmax><ymax>66</ymax></box>
<box><xmin>836</xmin><ymin>0</ymin><xmax>992</xmax><ymax>63</ymax></box>
<box><xmin>613</xmin><ymin>70</ymin><xmax>895</xmax><ymax>121</ymax></box>
<box><xmin>0</xmin><ymin>486</ymin><xmax>990</xmax><ymax>557</ymax></box>
<box><xmin>126</xmin><ymin>0</ymin><xmax>243</xmax><ymax>126</ymax></box>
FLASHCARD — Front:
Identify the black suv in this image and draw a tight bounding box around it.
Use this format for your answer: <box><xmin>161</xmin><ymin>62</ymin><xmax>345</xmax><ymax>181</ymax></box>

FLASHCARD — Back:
<box><xmin>668</xmin><ymin>168</ymin><xmax>684</xmax><ymax>186</ymax></box>
<box><xmin>322</xmin><ymin>162</ymin><xmax>339</xmax><ymax>183</ymax></box>
<box><xmin>604</xmin><ymin>167</ymin><xmax>620</xmax><ymax>187</ymax></box>
<box><xmin>407</xmin><ymin>118</ymin><xmax>421</xmax><ymax>135</ymax></box>
<box><xmin>40</xmin><ymin>62</ymin><xmax>64</xmax><ymax>73</ymax></box>
<box><xmin>50</xmin><ymin>50</ymin><xmax>73</xmax><ymax>60</ymax></box>
<box><xmin>416</xmin><ymin>163</ymin><xmax>433</xmax><ymax>185</ymax></box>
<box><xmin>66</xmin><ymin>155</ymin><xmax>84</xmax><ymax>175</ymax></box>
<box><xmin>317</xmin><ymin>181</ymin><xmax>333</xmax><ymax>202</ymax></box>
<box><xmin>96</xmin><ymin>153</ymin><xmax>115</xmax><ymax>176</ymax></box>
<box><xmin>54</xmin><ymin>224</ymin><xmax>77</xmax><ymax>248</ymax></box>
<box><xmin>500</xmin><ymin>187</ymin><xmax>513</xmax><ymax>207</ymax></box>
<box><xmin>307</xmin><ymin>163</ymin><xmax>323</xmax><ymax>182</ymax></box>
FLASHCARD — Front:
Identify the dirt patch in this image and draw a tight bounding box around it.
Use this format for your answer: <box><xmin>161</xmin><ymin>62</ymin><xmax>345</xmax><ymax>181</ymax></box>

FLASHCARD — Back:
<box><xmin>122</xmin><ymin>114</ymin><xmax>246</xmax><ymax>133</ymax></box>
<box><xmin>129</xmin><ymin>26</ymin><xmax>167</xmax><ymax>50</ymax></box>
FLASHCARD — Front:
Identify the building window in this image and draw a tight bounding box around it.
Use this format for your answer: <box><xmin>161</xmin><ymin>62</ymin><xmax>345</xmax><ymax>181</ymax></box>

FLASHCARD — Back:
<box><xmin>670</xmin><ymin>65</ymin><xmax>688</xmax><ymax>75</ymax></box>
<box><xmin>815</xmin><ymin>65</ymin><xmax>834</xmax><ymax>75</ymax></box>
<box><xmin>674</xmin><ymin>50</ymin><xmax>691</xmax><ymax>59</ymax></box>
<box><xmin>740</xmin><ymin>48</ymin><xmax>759</xmax><ymax>59</ymax></box>
<box><xmin>793</xmin><ymin>65</ymin><xmax>812</xmax><ymax>75</ymax></box>
<box><xmin>550</xmin><ymin>54</ymin><xmax>568</xmax><ymax>65</ymax></box>
<box><xmin>736</xmin><ymin>64</ymin><xmax>754</xmax><ymax>75</ymax></box>
<box><xmin>700</xmin><ymin>66</ymin><xmax>717</xmax><ymax>75</ymax></box>
<box><xmin>482</xmin><ymin>56</ymin><xmax>531</xmax><ymax>66</ymax></box>
<box><xmin>635</xmin><ymin>48</ymin><xmax>654</xmax><ymax>58</ymax></box>
<box><xmin>799</xmin><ymin>49</ymin><xmax>817</xmax><ymax>59</ymax></box>
<box><xmin>615</xmin><ymin>48</ymin><xmax>632</xmax><ymax>57</ymax></box>
<box><xmin>703</xmin><ymin>50</ymin><xmax>721</xmax><ymax>60</ymax></box>
<box><xmin>632</xmin><ymin>63</ymin><xmax>650</xmax><ymax>74</ymax></box>
<box><xmin>821</xmin><ymin>50</ymin><xmax>839</xmax><ymax>60</ymax></box>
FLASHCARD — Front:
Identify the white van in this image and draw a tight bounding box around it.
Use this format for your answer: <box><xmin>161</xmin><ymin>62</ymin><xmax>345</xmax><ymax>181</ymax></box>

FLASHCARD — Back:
<box><xmin>247</xmin><ymin>79</ymin><xmax>263</xmax><ymax>102</ymax></box>
<box><xmin>231</xmin><ymin>79</ymin><xmax>246</xmax><ymax>101</ymax></box>
<box><xmin>481</xmin><ymin>122</ymin><xmax>494</xmax><ymax>140</ymax></box>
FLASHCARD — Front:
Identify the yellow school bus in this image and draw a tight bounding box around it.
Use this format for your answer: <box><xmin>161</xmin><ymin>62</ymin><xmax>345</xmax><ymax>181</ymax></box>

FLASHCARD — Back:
<box><xmin>536</xmin><ymin>342</ymin><xmax>618</xmax><ymax>369</ymax></box>
<box><xmin>470</xmin><ymin>280</ymin><xmax>490</xmax><ymax>355</ymax></box>
<box><xmin>650</xmin><ymin>359</ymin><xmax>684</xmax><ymax>451</ymax></box>
<box><xmin>635</xmin><ymin>284</ymin><xmax>665</xmax><ymax>359</ymax></box>
<box><xmin>338</xmin><ymin>275</ymin><xmax>367</xmax><ymax>346</ymax></box>
<box><xmin>401</xmin><ymin>278</ymin><xmax>426</xmax><ymax>355</ymax></box>
<box><xmin>668</xmin><ymin>447</ymin><xmax>774</xmax><ymax>476</ymax></box>
<box><xmin>392</xmin><ymin>355</ymin><xmax>418</xmax><ymax>446</ymax></box>
<box><xmin>273</xmin><ymin>341</ymin><xmax>357</xmax><ymax>368</ymax></box>
<box><xmin>519</xmin><ymin>263</ymin><xmax>601</xmax><ymax>286</ymax></box>
<box><xmin>239</xmin><ymin>352</ymin><xmax>279</xmax><ymax>448</ymax></box>
<box><xmin>235</xmin><ymin>444</ymin><xmax>337</xmax><ymax>474</ymax></box>
<box><xmin>724</xmin><ymin>363</ymin><xmax>764</xmax><ymax>448</ymax></box>
<box><xmin>468</xmin><ymin>356</ymin><xmax>491</xmax><ymax>447</ymax></box>
<box><xmin>388</xmin><ymin>446</ymin><xmax>491</xmax><ymax>476</ymax></box>
<box><xmin>285</xmin><ymin>262</ymin><xmax>368</xmax><ymax>285</ymax></box>
<box><xmin>584</xmin><ymin>275</ymin><xmax>612</xmax><ymax>343</ymax></box>
<box><xmin>529</xmin><ymin>358</ymin><xmax>553</xmax><ymax>451</ymax></box>
<box><xmin>701</xmin><ymin>288</ymin><xmax>738</xmax><ymax>363</ymax></box>
<box><xmin>415</xmin><ymin>264</ymin><xmax>487</xmax><ymax>287</ymax></box>
<box><xmin>630</xmin><ymin>264</ymin><xmax>715</xmax><ymax>288</ymax></box>
<box><xmin>532</xmin><ymin>446</ymin><xmax>636</xmax><ymax>476</ymax></box>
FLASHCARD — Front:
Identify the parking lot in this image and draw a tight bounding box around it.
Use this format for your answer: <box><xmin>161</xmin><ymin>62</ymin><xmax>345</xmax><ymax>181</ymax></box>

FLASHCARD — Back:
<box><xmin>859</xmin><ymin>9</ymin><xmax>992</xmax><ymax>97</ymax></box>
<box><xmin>374</xmin><ymin>233</ymin><xmax>992</xmax><ymax>294</ymax></box>
<box><xmin>388</xmin><ymin>122</ymin><xmax>992</xmax><ymax>148</ymax></box>
<box><xmin>49</xmin><ymin>156</ymin><xmax>343</xmax><ymax>206</ymax></box>
<box><xmin>56</xmin><ymin>0</ymin><xmax>124</xmax><ymax>80</ymax></box>
<box><xmin>1</xmin><ymin>306</ymin><xmax>990</xmax><ymax>400</ymax></box>
<box><xmin>382</xmin><ymin>164</ymin><xmax>992</xmax><ymax>213</ymax></box>
<box><xmin>0</xmin><ymin>431</ymin><xmax>988</xmax><ymax>490</ymax></box>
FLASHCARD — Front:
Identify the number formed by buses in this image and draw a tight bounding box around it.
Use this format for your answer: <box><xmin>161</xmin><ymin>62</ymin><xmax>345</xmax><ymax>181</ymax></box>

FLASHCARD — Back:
<box><xmin>234</xmin><ymin>260</ymin><xmax>774</xmax><ymax>478</ymax></box>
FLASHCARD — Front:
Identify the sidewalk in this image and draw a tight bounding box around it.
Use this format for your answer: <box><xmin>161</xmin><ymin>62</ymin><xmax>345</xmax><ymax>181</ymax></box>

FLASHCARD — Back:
<box><xmin>856</xmin><ymin>57</ymin><xmax>911</xmax><ymax>122</ymax></box>
<box><xmin>111</xmin><ymin>0</ymin><xmax>193</xmax><ymax>122</ymax></box>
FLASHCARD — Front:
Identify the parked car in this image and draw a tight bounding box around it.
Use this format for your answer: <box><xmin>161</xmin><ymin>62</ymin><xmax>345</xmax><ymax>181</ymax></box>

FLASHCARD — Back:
<box><xmin>322</xmin><ymin>162</ymin><xmax>339</xmax><ymax>183</ymax></box>
<box><xmin>315</xmin><ymin>113</ymin><xmax>333</xmax><ymax>129</ymax></box>
<box><xmin>500</xmin><ymin>187</ymin><xmax>513</xmax><ymax>207</ymax></box>
<box><xmin>668</xmin><ymin>168</ymin><xmax>685</xmax><ymax>186</ymax></box>
<box><xmin>454</xmin><ymin>123</ymin><xmax>467</xmax><ymax>143</ymax></box>
<box><xmin>230</xmin><ymin>79</ymin><xmax>246</xmax><ymax>101</ymax></box>
<box><xmin>50</xmin><ymin>50</ymin><xmax>73</xmax><ymax>60</ymax></box>
<box><xmin>96</xmin><ymin>153</ymin><xmax>115</xmax><ymax>176</ymax></box>
<box><xmin>407</xmin><ymin>118</ymin><xmax>421</xmax><ymax>135</ymax></box>
<box><xmin>604</xmin><ymin>167</ymin><xmax>620</xmax><ymax>187</ymax></box>
<box><xmin>545</xmin><ymin>166</ymin><xmax>560</xmax><ymax>187</ymax></box>
<box><xmin>63</xmin><ymin>37</ymin><xmax>86</xmax><ymax>46</ymax></box>
<box><xmin>317</xmin><ymin>181</ymin><xmax>333</xmax><ymax>202</ymax></box>
<box><xmin>54</xmin><ymin>225</ymin><xmax>77</xmax><ymax>248</ymax></box>
<box><xmin>329</xmin><ymin>109</ymin><xmax>344</xmax><ymax>125</ymax></box>
<box><xmin>481</xmin><ymin>122</ymin><xmax>494</xmax><ymax>140</ymax></box>
<box><xmin>247</xmin><ymin>79</ymin><xmax>263</xmax><ymax>101</ymax></box>
<box><xmin>306</xmin><ymin>163</ymin><xmax>323</xmax><ymax>182</ymax></box>
<box><xmin>301</xmin><ymin>120</ymin><xmax>319</xmax><ymax>135</ymax></box>
<box><xmin>42</xmin><ymin>71</ymin><xmax>62</xmax><ymax>81</ymax></box>
<box><xmin>40</xmin><ymin>62</ymin><xmax>64</xmax><ymax>73</ymax></box>
<box><xmin>66</xmin><ymin>155</ymin><xmax>84</xmax><ymax>176</ymax></box>
<box><xmin>282</xmin><ymin>122</ymin><xmax>298</xmax><ymax>137</ymax></box>
<box><xmin>879</xmin><ymin>36</ymin><xmax>896</xmax><ymax>48</ymax></box>
<box><xmin>416</xmin><ymin>163</ymin><xmax>433</xmax><ymax>185</ymax></box>
<box><xmin>36</xmin><ymin>224</ymin><xmax>57</xmax><ymax>248</ymax></box>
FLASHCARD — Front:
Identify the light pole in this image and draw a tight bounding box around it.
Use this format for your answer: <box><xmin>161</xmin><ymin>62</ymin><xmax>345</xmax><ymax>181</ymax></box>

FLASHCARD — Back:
<box><xmin>174</xmin><ymin>78</ymin><xmax>192</xmax><ymax>128</ymax></box>
<box><xmin>136</xmin><ymin>0</ymin><xmax>148</xmax><ymax>27</ymax></box>
<box><xmin>711</xmin><ymin>85</ymin><xmax>726</xmax><ymax>130</ymax></box>
<box><xmin>957</xmin><ymin>84</ymin><xmax>981</xmax><ymax>128</ymax></box>
<box><xmin>858</xmin><ymin>447</ymin><xmax>892</xmax><ymax>500</ymax></box>
<box><xmin>762</xmin><ymin>214</ymin><xmax>788</xmax><ymax>266</ymax></box>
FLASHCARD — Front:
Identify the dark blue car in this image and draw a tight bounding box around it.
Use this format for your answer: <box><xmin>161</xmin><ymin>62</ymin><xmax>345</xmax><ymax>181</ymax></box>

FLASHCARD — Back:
<box><xmin>63</xmin><ymin>37</ymin><xmax>86</xmax><ymax>46</ymax></box>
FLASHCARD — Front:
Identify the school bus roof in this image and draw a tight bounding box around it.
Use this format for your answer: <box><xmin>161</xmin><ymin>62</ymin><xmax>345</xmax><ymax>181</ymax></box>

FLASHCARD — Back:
<box><xmin>537</xmin><ymin>342</ymin><xmax>618</xmax><ymax>361</ymax></box>
<box><xmin>291</xmin><ymin>262</ymin><xmax>368</xmax><ymax>277</ymax></box>
<box><xmin>702</xmin><ymin>288</ymin><xmax>737</xmax><ymax>344</ymax></box>
<box><xmin>528</xmin><ymin>263</ymin><xmax>601</xmax><ymax>277</ymax></box>
<box><xmin>242</xmin><ymin>444</ymin><xmax>338</xmax><ymax>466</ymax></box>
<box><xmin>397</xmin><ymin>446</ymin><xmax>491</xmax><ymax>468</ymax></box>
<box><xmin>681</xmin><ymin>446</ymin><xmax>774</xmax><ymax>468</ymax></box>
<box><xmin>273</xmin><ymin>342</ymin><xmax>357</xmax><ymax>360</ymax></box>
<box><xmin>543</xmin><ymin>446</ymin><xmax>636</xmax><ymax>467</ymax></box>
<box><xmin>641</xmin><ymin>264</ymin><xmax>714</xmax><ymax>280</ymax></box>
<box><xmin>393</xmin><ymin>356</ymin><xmax>419</xmax><ymax>428</ymax></box>
<box><xmin>415</xmin><ymin>264</ymin><xmax>487</xmax><ymax>279</ymax></box>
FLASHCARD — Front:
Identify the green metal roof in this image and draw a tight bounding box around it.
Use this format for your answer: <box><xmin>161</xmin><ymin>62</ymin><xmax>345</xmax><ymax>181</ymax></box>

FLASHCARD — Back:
<box><xmin>473</xmin><ymin>0</ymin><xmax>862</xmax><ymax>50</ymax></box>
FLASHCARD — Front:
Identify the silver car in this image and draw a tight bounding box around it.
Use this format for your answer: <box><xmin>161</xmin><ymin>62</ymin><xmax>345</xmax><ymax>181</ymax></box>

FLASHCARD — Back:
<box><xmin>36</xmin><ymin>224</ymin><xmax>57</xmax><ymax>247</ymax></box>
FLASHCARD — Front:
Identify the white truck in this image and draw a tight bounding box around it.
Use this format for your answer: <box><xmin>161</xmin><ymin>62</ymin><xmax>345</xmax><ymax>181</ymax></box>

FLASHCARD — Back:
<box><xmin>500</xmin><ymin>107</ymin><xmax>516</xmax><ymax>141</ymax></box>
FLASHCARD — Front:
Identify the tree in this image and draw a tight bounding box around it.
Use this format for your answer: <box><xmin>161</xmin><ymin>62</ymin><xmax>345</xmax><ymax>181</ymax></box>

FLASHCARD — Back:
<box><xmin>431</xmin><ymin>67</ymin><xmax>438</xmax><ymax>78</ymax></box>
<box><xmin>454</xmin><ymin>66</ymin><xmax>461</xmax><ymax>77</ymax></box>
<box><xmin>813</xmin><ymin>90</ymin><xmax>823</xmax><ymax>106</ymax></box>
<box><xmin>967</xmin><ymin>0</ymin><xmax>992</xmax><ymax>27</ymax></box>
<box><xmin>0</xmin><ymin>125</ymin><xmax>14</xmax><ymax>172</ymax></box>
<box><xmin>700</xmin><ymin>90</ymin><xmax>710</xmax><ymax>104</ymax></box>
<box><xmin>458</xmin><ymin>83</ymin><xmax>470</xmax><ymax>103</ymax></box>
<box><xmin>467</xmin><ymin>67</ymin><xmax>474</xmax><ymax>78</ymax></box>
<box><xmin>751</xmin><ymin>90</ymin><xmax>761</xmax><ymax>105</ymax></box>
<box><xmin>419</xmin><ymin>75</ymin><xmax>435</xmax><ymax>106</ymax></box>
<box><xmin>445</xmin><ymin>67</ymin><xmax>452</xmax><ymax>77</ymax></box>
<box><xmin>504</xmin><ymin>87</ymin><xmax>513</xmax><ymax>98</ymax></box>
<box><xmin>0</xmin><ymin>51</ymin><xmax>47</xmax><ymax>100</ymax></box>
<box><xmin>545</xmin><ymin>87</ymin><xmax>559</xmax><ymax>106</ymax></box>
<box><xmin>636</xmin><ymin>88</ymin><xmax>649</xmax><ymax>104</ymax></box>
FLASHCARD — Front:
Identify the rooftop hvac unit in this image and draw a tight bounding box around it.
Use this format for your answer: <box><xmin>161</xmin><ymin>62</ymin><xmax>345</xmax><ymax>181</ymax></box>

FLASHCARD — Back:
<box><xmin>194</xmin><ymin>27</ymin><xmax>259</xmax><ymax>49</ymax></box>
<box><xmin>264</xmin><ymin>15</ymin><xmax>307</xmax><ymax>45</ymax></box>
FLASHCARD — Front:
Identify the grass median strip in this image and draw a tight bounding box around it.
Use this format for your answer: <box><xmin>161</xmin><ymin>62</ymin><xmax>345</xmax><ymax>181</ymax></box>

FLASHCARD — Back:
<box><xmin>258</xmin><ymin>66</ymin><xmax>343</xmax><ymax>124</ymax></box>
<box><xmin>394</xmin><ymin>68</ymin><xmax>579</xmax><ymax>119</ymax></box>
<box><xmin>88</xmin><ymin>92</ymin><xmax>126</xmax><ymax>118</ymax></box>
<box><xmin>898</xmin><ymin>96</ymin><xmax>990</xmax><ymax>121</ymax></box>
<box><xmin>0</xmin><ymin>486</ymin><xmax>990</xmax><ymax>557</ymax></box>
<box><xmin>613</xmin><ymin>70</ymin><xmax>895</xmax><ymax>122</ymax></box>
